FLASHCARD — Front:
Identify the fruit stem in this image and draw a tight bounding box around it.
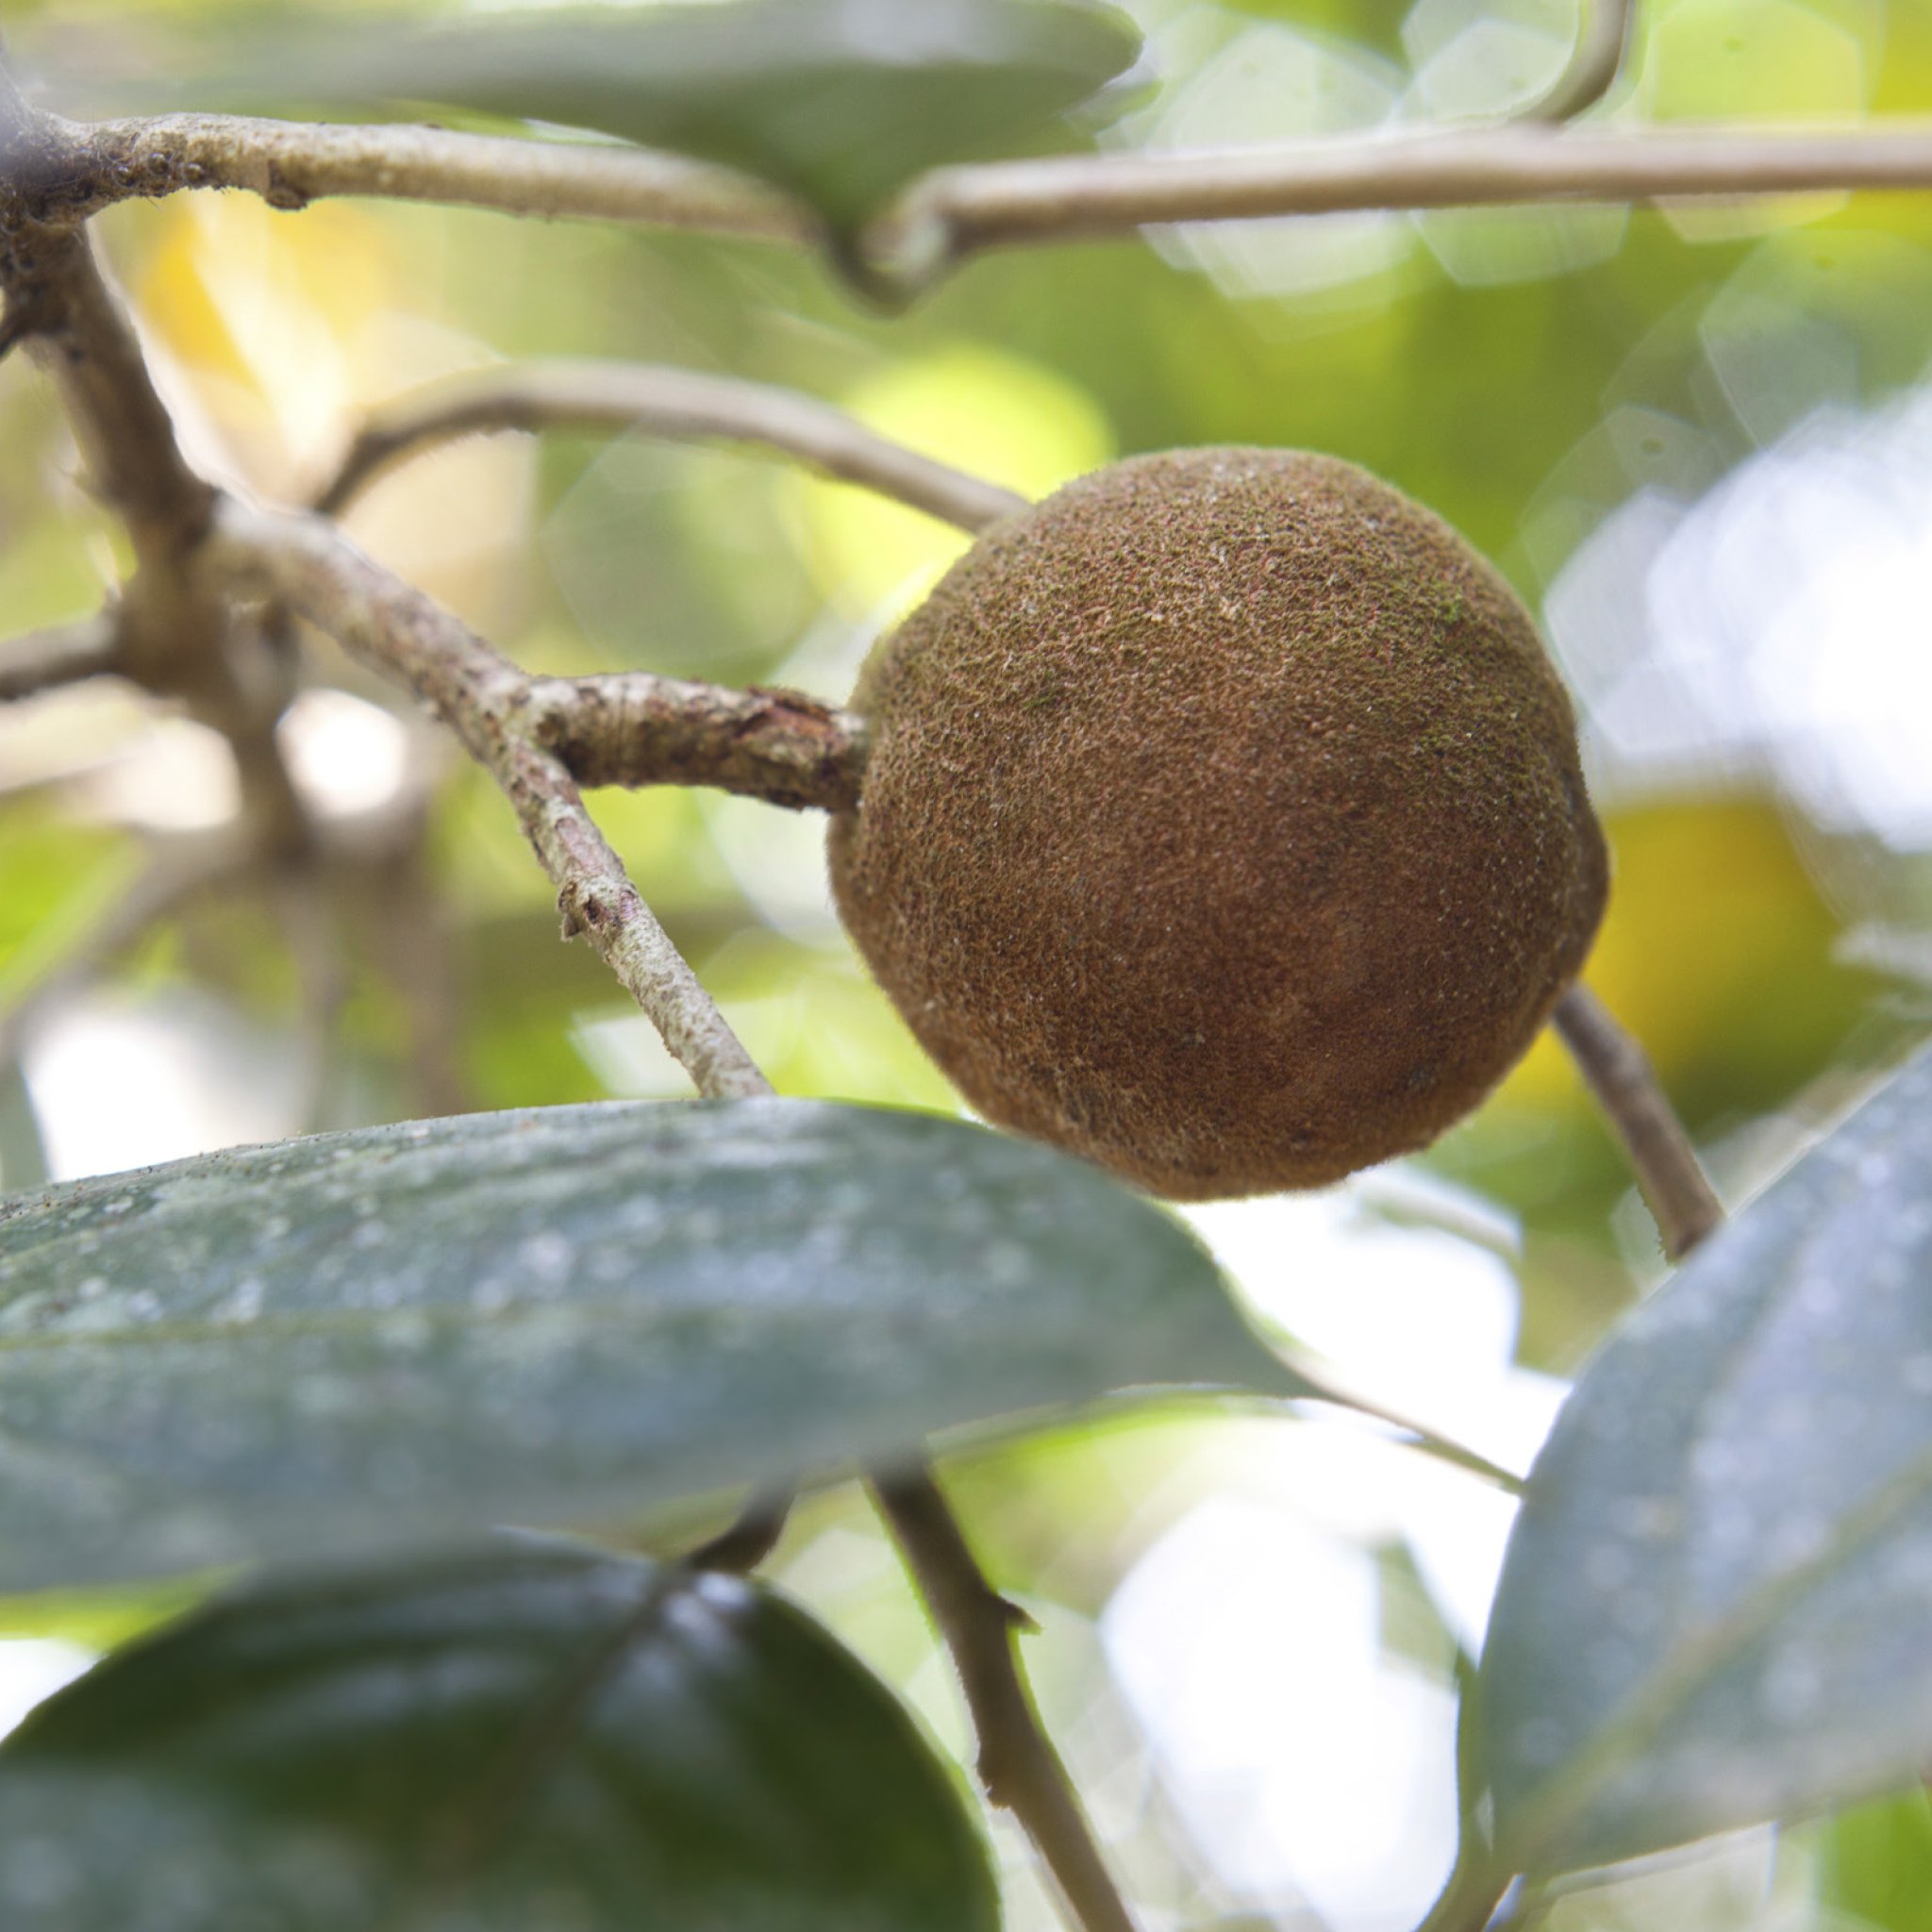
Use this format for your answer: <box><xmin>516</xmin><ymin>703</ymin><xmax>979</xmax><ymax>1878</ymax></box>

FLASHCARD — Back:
<box><xmin>1553</xmin><ymin>985</ymin><xmax>1724</xmax><ymax>1259</ymax></box>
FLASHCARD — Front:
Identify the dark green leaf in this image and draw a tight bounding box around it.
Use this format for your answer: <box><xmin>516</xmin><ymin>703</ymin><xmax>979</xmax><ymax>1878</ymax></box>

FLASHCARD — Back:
<box><xmin>0</xmin><ymin>1097</ymin><xmax>1285</xmax><ymax>1592</ymax></box>
<box><xmin>1480</xmin><ymin>1043</ymin><xmax>1932</xmax><ymax>1874</ymax></box>
<box><xmin>53</xmin><ymin>1</ymin><xmax>1141</xmax><ymax>225</ymax></box>
<box><xmin>0</xmin><ymin>1541</ymin><xmax>995</xmax><ymax>1932</ymax></box>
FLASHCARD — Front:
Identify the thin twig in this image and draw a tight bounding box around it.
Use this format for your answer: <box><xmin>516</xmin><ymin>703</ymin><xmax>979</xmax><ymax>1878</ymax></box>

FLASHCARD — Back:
<box><xmin>2</xmin><ymin>227</ymin><xmax>214</xmax><ymax>571</ymax></box>
<box><xmin>872</xmin><ymin>1464</ymin><xmax>1140</xmax><ymax>1932</ymax></box>
<box><xmin>1281</xmin><ymin>1353</ymin><xmax>1524</xmax><ymax>1492</ymax></box>
<box><xmin>200</xmin><ymin>499</ymin><xmax>772</xmax><ymax>1102</ymax></box>
<box><xmin>17</xmin><ymin>103</ymin><xmax>1932</xmax><ymax>302</ymax></box>
<box><xmin>0</xmin><ymin>610</ymin><xmax>124</xmax><ymax>701</ymax></box>
<box><xmin>3</xmin><ymin>81</ymin><xmax>210</xmax><ymax>565</ymax></box>
<box><xmin>22</xmin><ymin>108</ymin><xmax>813</xmax><ymax>245</ymax></box>
<box><xmin>865</xmin><ymin>119</ymin><xmax>1932</xmax><ymax>291</ymax></box>
<box><xmin>316</xmin><ymin>359</ymin><xmax>1026</xmax><ymax>534</ymax></box>
<box><xmin>1553</xmin><ymin>984</ymin><xmax>1723</xmax><ymax>1259</ymax></box>
<box><xmin>524</xmin><ymin>672</ymin><xmax>867</xmax><ymax>813</ymax></box>
<box><xmin>686</xmin><ymin>1490</ymin><xmax>793</xmax><ymax>1575</ymax></box>
<box><xmin>1524</xmin><ymin>0</ymin><xmax>1640</xmax><ymax>124</ymax></box>
<box><xmin>0</xmin><ymin>89</ymin><xmax>310</xmax><ymax>853</ymax></box>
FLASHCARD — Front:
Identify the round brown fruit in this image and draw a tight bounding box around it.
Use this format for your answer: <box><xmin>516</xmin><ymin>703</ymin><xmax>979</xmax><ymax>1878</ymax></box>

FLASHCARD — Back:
<box><xmin>828</xmin><ymin>447</ymin><xmax>1607</xmax><ymax>1200</ymax></box>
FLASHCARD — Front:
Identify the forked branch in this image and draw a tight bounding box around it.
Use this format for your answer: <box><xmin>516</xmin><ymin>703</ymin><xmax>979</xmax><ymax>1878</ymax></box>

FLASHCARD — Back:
<box><xmin>0</xmin><ymin>100</ymin><xmax>308</xmax><ymax>848</ymax></box>
<box><xmin>317</xmin><ymin>359</ymin><xmax>1025</xmax><ymax>534</ymax></box>
<box><xmin>200</xmin><ymin>500</ymin><xmax>774</xmax><ymax>1103</ymax></box>
<box><xmin>13</xmin><ymin>92</ymin><xmax>1932</xmax><ymax>304</ymax></box>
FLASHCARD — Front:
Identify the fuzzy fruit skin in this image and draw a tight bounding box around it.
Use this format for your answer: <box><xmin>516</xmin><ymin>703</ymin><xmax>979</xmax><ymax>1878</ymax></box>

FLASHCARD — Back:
<box><xmin>829</xmin><ymin>447</ymin><xmax>1608</xmax><ymax>1200</ymax></box>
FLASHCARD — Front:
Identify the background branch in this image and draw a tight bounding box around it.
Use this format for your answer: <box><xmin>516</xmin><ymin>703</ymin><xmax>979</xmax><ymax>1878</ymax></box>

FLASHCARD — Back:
<box><xmin>16</xmin><ymin>97</ymin><xmax>1932</xmax><ymax>306</ymax></box>
<box><xmin>1554</xmin><ymin>984</ymin><xmax>1724</xmax><ymax>1259</ymax></box>
<box><xmin>3</xmin><ymin>61</ymin><xmax>866</xmax><ymax>1106</ymax></box>
<box><xmin>0</xmin><ymin>228</ymin><xmax>212</xmax><ymax>571</ymax></box>
<box><xmin>201</xmin><ymin>500</ymin><xmax>773</xmax><ymax>1102</ymax></box>
<box><xmin>0</xmin><ymin>610</ymin><xmax>124</xmax><ymax>701</ymax></box>
<box><xmin>867</xmin><ymin>119</ymin><xmax>1932</xmax><ymax>290</ymax></box>
<box><xmin>1524</xmin><ymin>0</ymin><xmax>1640</xmax><ymax>124</ymax></box>
<box><xmin>317</xmin><ymin>359</ymin><xmax>1026</xmax><ymax>534</ymax></box>
<box><xmin>19</xmin><ymin>109</ymin><xmax>813</xmax><ymax>244</ymax></box>
<box><xmin>873</xmin><ymin>1464</ymin><xmax>1141</xmax><ymax>1932</ymax></box>
<box><xmin>1</xmin><ymin>95</ymin><xmax>310</xmax><ymax>855</ymax></box>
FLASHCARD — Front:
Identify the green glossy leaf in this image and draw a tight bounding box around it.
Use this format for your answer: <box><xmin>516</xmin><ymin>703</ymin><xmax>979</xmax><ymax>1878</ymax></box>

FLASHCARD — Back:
<box><xmin>1480</xmin><ymin>1042</ymin><xmax>1932</xmax><ymax>1874</ymax></box>
<box><xmin>58</xmin><ymin>0</ymin><xmax>1141</xmax><ymax>225</ymax></box>
<box><xmin>0</xmin><ymin>1097</ymin><xmax>1285</xmax><ymax>1592</ymax></box>
<box><xmin>0</xmin><ymin>1541</ymin><xmax>995</xmax><ymax>1932</ymax></box>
